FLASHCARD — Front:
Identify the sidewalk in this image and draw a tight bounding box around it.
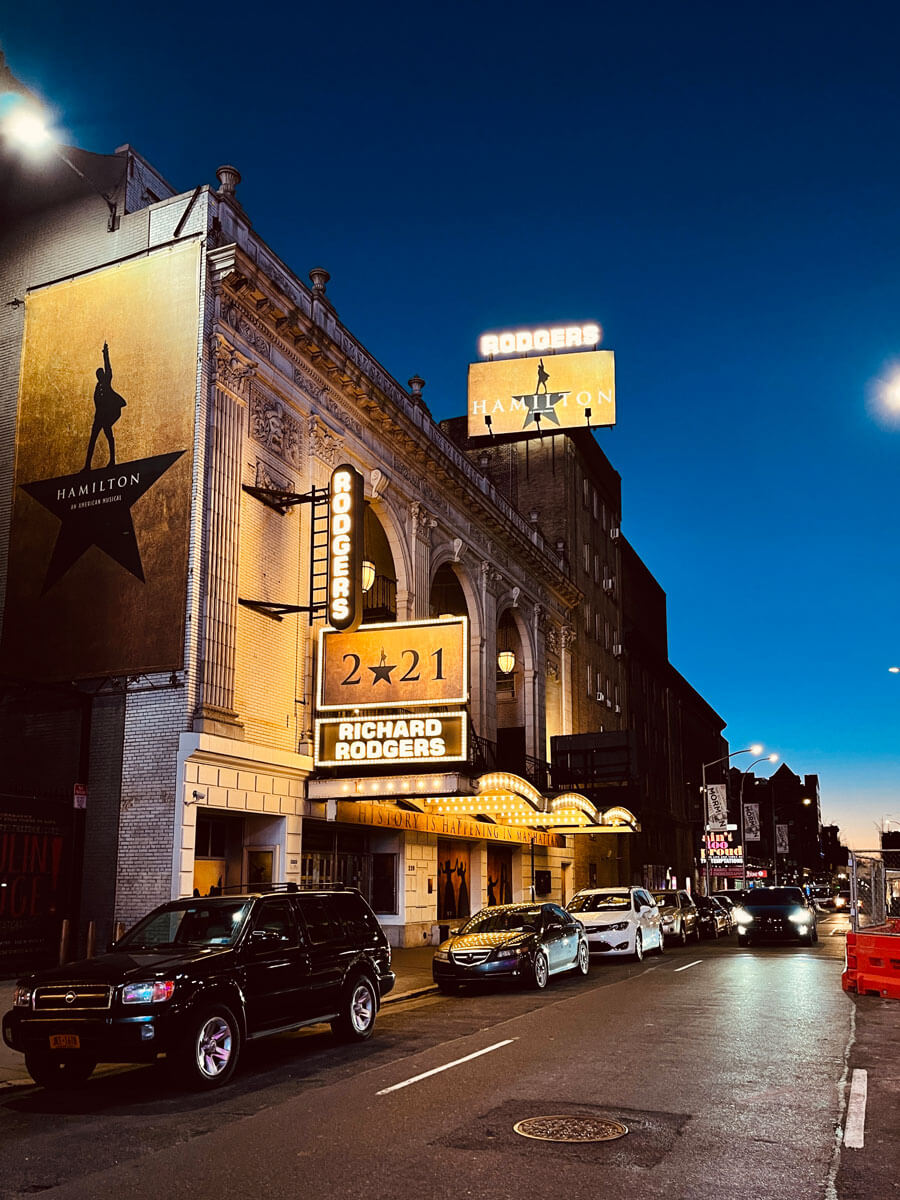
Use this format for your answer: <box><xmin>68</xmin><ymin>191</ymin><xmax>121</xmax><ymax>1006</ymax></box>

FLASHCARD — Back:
<box><xmin>0</xmin><ymin>944</ymin><xmax>438</xmax><ymax>1089</ymax></box>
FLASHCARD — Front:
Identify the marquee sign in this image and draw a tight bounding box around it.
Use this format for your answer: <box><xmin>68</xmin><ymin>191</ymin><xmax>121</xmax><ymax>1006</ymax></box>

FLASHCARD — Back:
<box><xmin>336</xmin><ymin>801</ymin><xmax>567</xmax><ymax>848</ymax></box>
<box><xmin>327</xmin><ymin>463</ymin><xmax>364</xmax><ymax>632</ymax></box>
<box><xmin>478</xmin><ymin>323</ymin><xmax>602</xmax><ymax>358</ymax></box>
<box><xmin>317</xmin><ymin>617</ymin><xmax>468</xmax><ymax>711</ymax></box>
<box><xmin>467</xmin><ymin>349</ymin><xmax>615</xmax><ymax>439</ymax></box>
<box><xmin>315</xmin><ymin>712</ymin><xmax>466</xmax><ymax>767</ymax></box>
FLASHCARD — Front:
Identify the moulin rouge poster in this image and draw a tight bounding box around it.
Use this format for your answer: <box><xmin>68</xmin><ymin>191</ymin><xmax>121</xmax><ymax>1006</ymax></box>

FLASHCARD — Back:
<box><xmin>0</xmin><ymin>243</ymin><xmax>200</xmax><ymax>680</ymax></box>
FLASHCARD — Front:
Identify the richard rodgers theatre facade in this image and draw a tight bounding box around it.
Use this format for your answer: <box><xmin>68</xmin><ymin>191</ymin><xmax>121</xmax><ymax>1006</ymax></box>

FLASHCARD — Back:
<box><xmin>0</xmin><ymin>138</ymin><xmax>720</xmax><ymax>964</ymax></box>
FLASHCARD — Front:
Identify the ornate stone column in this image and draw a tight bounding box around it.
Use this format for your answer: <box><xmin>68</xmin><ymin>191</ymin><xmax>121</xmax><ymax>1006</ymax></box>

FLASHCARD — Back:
<box><xmin>195</xmin><ymin>333</ymin><xmax>256</xmax><ymax>734</ymax></box>
<box><xmin>409</xmin><ymin>501</ymin><xmax>437</xmax><ymax>619</ymax></box>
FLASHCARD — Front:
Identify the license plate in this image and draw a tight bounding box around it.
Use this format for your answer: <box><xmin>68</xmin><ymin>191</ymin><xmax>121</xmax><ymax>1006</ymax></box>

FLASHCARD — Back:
<box><xmin>49</xmin><ymin>1034</ymin><xmax>80</xmax><ymax>1050</ymax></box>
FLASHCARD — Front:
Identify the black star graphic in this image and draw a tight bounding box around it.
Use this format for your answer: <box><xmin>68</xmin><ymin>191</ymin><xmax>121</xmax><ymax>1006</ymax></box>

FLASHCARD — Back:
<box><xmin>516</xmin><ymin>391</ymin><xmax>570</xmax><ymax>429</ymax></box>
<box><xmin>21</xmin><ymin>451</ymin><xmax>185</xmax><ymax>594</ymax></box>
<box><xmin>368</xmin><ymin>648</ymin><xmax>396</xmax><ymax>685</ymax></box>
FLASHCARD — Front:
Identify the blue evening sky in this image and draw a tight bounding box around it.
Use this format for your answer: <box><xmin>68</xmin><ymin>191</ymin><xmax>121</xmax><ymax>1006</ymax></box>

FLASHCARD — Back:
<box><xmin>3</xmin><ymin>2</ymin><xmax>899</xmax><ymax>848</ymax></box>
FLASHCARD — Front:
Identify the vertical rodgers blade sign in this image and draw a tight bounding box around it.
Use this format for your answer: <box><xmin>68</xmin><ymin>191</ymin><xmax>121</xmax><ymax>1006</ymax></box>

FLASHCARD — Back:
<box><xmin>327</xmin><ymin>463</ymin><xmax>364</xmax><ymax>632</ymax></box>
<box><xmin>0</xmin><ymin>244</ymin><xmax>201</xmax><ymax>681</ymax></box>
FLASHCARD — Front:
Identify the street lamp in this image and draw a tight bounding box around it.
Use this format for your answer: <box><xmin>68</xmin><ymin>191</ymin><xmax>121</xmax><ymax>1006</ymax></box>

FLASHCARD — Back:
<box><xmin>701</xmin><ymin>744</ymin><xmax>764</xmax><ymax>896</ymax></box>
<box><xmin>739</xmin><ymin>754</ymin><xmax>779</xmax><ymax>889</ymax></box>
<box><xmin>1</xmin><ymin>90</ymin><xmax>119</xmax><ymax>230</ymax></box>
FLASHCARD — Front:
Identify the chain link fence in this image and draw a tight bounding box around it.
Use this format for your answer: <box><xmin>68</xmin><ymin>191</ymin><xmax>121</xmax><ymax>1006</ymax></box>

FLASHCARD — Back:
<box><xmin>848</xmin><ymin>849</ymin><xmax>900</xmax><ymax>932</ymax></box>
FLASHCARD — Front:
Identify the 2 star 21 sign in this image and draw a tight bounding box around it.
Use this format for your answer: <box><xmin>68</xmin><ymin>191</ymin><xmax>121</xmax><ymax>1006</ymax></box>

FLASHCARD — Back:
<box><xmin>316</xmin><ymin>617</ymin><xmax>468</xmax><ymax>711</ymax></box>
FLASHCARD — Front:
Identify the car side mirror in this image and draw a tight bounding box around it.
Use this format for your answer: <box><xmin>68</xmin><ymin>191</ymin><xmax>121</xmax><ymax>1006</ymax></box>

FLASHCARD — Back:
<box><xmin>449</xmin><ymin>928</ymin><xmax>460</xmax><ymax>937</ymax></box>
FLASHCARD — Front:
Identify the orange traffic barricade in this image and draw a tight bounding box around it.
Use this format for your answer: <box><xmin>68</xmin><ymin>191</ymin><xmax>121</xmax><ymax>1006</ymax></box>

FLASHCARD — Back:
<box><xmin>842</xmin><ymin>922</ymin><xmax>900</xmax><ymax>999</ymax></box>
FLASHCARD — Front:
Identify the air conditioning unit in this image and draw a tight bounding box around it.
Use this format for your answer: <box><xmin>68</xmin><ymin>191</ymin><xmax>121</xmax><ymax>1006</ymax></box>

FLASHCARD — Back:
<box><xmin>610</xmin><ymin>527</ymin><xmax>620</xmax><ymax>540</ymax></box>
<box><xmin>614</xmin><ymin>703</ymin><xmax>621</xmax><ymax>713</ymax></box>
<box><xmin>603</xmin><ymin>578</ymin><xmax>615</xmax><ymax>593</ymax></box>
<box><xmin>596</xmin><ymin>690</ymin><xmax>605</xmax><ymax>702</ymax></box>
<box><xmin>606</xmin><ymin>697</ymin><xmax>613</xmax><ymax>708</ymax></box>
<box><xmin>612</xmin><ymin>643</ymin><xmax>623</xmax><ymax>657</ymax></box>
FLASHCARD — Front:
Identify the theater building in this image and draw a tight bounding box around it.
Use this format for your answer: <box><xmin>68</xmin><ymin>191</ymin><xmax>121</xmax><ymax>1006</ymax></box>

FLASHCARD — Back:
<box><xmin>0</xmin><ymin>133</ymin><xmax>644</xmax><ymax>962</ymax></box>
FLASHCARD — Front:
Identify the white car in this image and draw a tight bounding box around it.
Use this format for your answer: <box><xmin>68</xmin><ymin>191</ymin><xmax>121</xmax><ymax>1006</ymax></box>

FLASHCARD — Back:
<box><xmin>566</xmin><ymin>886</ymin><xmax>664</xmax><ymax>962</ymax></box>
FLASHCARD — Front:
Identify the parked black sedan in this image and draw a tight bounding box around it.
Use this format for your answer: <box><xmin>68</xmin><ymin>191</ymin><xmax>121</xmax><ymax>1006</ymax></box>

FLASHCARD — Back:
<box><xmin>732</xmin><ymin>887</ymin><xmax>819</xmax><ymax>946</ymax></box>
<box><xmin>432</xmin><ymin>903</ymin><xmax>589</xmax><ymax>991</ymax></box>
<box><xmin>695</xmin><ymin>895</ymin><xmax>731</xmax><ymax>939</ymax></box>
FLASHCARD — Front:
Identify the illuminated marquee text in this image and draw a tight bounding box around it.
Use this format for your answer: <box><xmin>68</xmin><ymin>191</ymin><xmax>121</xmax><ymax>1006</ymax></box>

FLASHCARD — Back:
<box><xmin>479</xmin><ymin>323</ymin><xmax>601</xmax><ymax>358</ymax></box>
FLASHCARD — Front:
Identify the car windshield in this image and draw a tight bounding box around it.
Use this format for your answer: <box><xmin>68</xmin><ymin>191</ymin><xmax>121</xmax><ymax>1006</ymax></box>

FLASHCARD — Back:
<box><xmin>117</xmin><ymin>901</ymin><xmax>252</xmax><ymax>949</ymax></box>
<box><xmin>652</xmin><ymin>892</ymin><xmax>677</xmax><ymax>906</ymax></box>
<box><xmin>742</xmin><ymin>888</ymin><xmax>806</xmax><ymax>908</ymax></box>
<box><xmin>568</xmin><ymin>893</ymin><xmax>631</xmax><ymax>913</ymax></box>
<box><xmin>459</xmin><ymin>908</ymin><xmax>542</xmax><ymax>934</ymax></box>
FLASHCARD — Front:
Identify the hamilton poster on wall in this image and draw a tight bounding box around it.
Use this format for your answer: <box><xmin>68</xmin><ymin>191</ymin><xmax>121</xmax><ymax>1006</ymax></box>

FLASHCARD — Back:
<box><xmin>0</xmin><ymin>243</ymin><xmax>201</xmax><ymax>681</ymax></box>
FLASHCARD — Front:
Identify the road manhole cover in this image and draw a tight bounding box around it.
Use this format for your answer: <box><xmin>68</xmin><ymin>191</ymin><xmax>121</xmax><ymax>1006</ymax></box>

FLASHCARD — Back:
<box><xmin>513</xmin><ymin>1116</ymin><xmax>629</xmax><ymax>1143</ymax></box>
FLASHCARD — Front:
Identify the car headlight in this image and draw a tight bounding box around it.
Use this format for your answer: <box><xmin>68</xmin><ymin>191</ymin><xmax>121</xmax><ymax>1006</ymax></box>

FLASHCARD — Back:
<box><xmin>788</xmin><ymin>911</ymin><xmax>811</xmax><ymax>925</ymax></box>
<box><xmin>121</xmin><ymin>980</ymin><xmax>175</xmax><ymax>1004</ymax></box>
<box><xmin>733</xmin><ymin>908</ymin><xmax>753</xmax><ymax>925</ymax></box>
<box><xmin>433</xmin><ymin>949</ymin><xmax>450</xmax><ymax>962</ymax></box>
<box><xmin>607</xmin><ymin>921</ymin><xmax>629</xmax><ymax>932</ymax></box>
<box><xmin>835</xmin><ymin>897</ymin><xmax>846</xmax><ymax>908</ymax></box>
<box><xmin>661</xmin><ymin>915</ymin><xmax>675</xmax><ymax>927</ymax></box>
<box><xmin>493</xmin><ymin>946</ymin><xmax>526</xmax><ymax>960</ymax></box>
<box><xmin>13</xmin><ymin>986</ymin><xmax>32</xmax><ymax>1008</ymax></box>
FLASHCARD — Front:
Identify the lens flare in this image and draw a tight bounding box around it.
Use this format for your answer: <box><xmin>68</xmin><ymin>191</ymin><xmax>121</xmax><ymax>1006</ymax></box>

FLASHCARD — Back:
<box><xmin>868</xmin><ymin>363</ymin><xmax>900</xmax><ymax>428</ymax></box>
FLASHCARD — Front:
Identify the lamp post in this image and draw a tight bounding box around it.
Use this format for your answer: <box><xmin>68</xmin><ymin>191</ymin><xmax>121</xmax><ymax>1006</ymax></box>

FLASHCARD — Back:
<box><xmin>701</xmin><ymin>744</ymin><xmax>764</xmax><ymax>896</ymax></box>
<box><xmin>739</xmin><ymin>754</ymin><xmax>779</xmax><ymax>890</ymax></box>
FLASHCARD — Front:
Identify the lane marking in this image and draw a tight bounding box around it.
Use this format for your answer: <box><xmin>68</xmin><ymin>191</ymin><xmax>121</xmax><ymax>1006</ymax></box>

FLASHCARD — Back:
<box><xmin>376</xmin><ymin>1038</ymin><xmax>517</xmax><ymax>1095</ymax></box>
<box><xmin>843</xmin><ymin>1068</ymin><xmax>868</xmax><ymax>1149</ymax></box>
<box><xmin>674</xmin><ymin>960</ymin><xmax>703</xmax><ymax>972</ymax></box>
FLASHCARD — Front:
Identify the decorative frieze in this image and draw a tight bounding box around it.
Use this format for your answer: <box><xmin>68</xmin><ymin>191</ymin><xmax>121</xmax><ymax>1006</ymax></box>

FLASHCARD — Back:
<box><xmin>309</xmin><ymin>415</ymin><xmax>342</xmax><ymax>467</ymax></box>
<box><xmin>212</xmin><ymin>333</ymin><xmax>256</xmax><ymax>398</ymax></box>
<box><xmin>249</xmin><ymin>385</ymin><xmax>302</xmax><ymax>466</ymax></box>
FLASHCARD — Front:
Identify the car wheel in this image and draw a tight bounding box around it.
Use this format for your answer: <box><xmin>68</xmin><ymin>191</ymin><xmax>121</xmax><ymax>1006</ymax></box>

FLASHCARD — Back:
<box><xmin>737</xmin><ymin>933</ymin><xmax>750</xmax><ymax>947</ymax></box>
<box><xmin>633</xmin><ymin>931</ymin><xmax>643</xmax><ymax>962</ymax></box>
<box><xmin>812</xmin><ymin>926</ymin><xmax>819</xmax><ymax>944</ymax></box>
<box><xmin>576</xmin><ymin>940</ymin><xmax>590</xmax><ymax>976</ymax></box>
<box><xmin>679</xmin><ymin>922</ymin><xmax>687</xmax><ymax>946</ymax></box>
<box><xmin>173</xmin><ymin>1004</ymin><xmax>241</xmax><ymax>1090</ymax></box>
<box><xmin>656</xmin><ymin>929</ymin><xmax>665</xmax><ymax>954</ymax></box>
<box><xmin>24</xmin><ymin>1050</ymin><xmax>97</xmax><ymax>1090</ymax></box>
<box><xmin>332</xmin><ymin>975</ymin><xmax>378</xmax><ymax>1042</ymax></box>
<box><xmin>436</xmin><ymin>980</ymin><xmax>460</xmax><ymax>994</ymax></box>
<box><xmin>693</xmin><ymin>921</ymin><xmax>702</xmax><ymax>943</ymax></box>
<box><xmin>528</xmin><ymin>951</ymin><xmax>549</xmax><ymax>990</ymax></box>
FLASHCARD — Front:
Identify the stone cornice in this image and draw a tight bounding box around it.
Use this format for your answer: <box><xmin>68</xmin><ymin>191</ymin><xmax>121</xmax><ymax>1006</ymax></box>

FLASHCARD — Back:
<box><xmin>205</xmin><ymin>242</ymin><xmax>579</xmax><ymax>609</ymax></box>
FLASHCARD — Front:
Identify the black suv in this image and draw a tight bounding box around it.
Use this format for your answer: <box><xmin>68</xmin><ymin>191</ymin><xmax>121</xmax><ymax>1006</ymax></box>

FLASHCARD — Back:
<box><xmin>2</xmin><ymin>886</ymin><xmax>395</xmax><ymax>1091</ymax></box>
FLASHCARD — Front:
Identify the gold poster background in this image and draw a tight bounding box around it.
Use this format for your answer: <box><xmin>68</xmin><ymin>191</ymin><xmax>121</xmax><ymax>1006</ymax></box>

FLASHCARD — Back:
<box><xmin>317</xmin><ymin>618</ymin><xmax>468</xmax><ymax>710</ymax></box>
<box><xmin>1</xmin><ymin>243</ymin><xmax>201</xmax><ymax>680</ymax></box>
<box><xmin>467</xmin><ymin>349</ymin><xmax>616</xmax><ymax>437</ymax></box>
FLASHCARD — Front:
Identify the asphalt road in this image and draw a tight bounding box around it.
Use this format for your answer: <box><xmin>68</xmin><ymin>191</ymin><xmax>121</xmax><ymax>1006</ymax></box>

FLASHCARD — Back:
<box><xmin>0</xmin><ymin>914</ymin><xmax>885</xmax><ymax>1199</ymax></box>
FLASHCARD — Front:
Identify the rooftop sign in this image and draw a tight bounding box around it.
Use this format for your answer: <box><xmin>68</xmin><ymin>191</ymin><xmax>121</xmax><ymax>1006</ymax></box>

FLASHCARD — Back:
<box><xmin>467</xmin><ymin>349</ymin><xmax>615</xmax><ymax>439</ymax></box>
<box><xmin>478</xmin><ymin>323</ymin><xmax>601</xmax><ymax>359</ymax></box>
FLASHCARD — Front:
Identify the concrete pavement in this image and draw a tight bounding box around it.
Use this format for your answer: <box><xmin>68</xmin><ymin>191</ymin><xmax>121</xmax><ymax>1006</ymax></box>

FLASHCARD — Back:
<box><xmin>0</xmin><ymin>944</ymin><xmax>438</xmax><ymax>1088</ymax></box>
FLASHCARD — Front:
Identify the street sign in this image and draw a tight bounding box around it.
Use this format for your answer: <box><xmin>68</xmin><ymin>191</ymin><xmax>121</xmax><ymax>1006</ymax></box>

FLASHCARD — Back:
<box><xmin>73</xmin><ymin>784</ymin><xmax>87</xmax><ymax>810</ymax></box>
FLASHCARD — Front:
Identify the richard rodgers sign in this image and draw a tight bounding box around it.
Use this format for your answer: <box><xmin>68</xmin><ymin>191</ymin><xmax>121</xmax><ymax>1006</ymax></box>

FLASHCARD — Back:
<box><xmin>315</xmin><ymin>713</ymin><xmax>466</xmax><ymax>766</ymax></box>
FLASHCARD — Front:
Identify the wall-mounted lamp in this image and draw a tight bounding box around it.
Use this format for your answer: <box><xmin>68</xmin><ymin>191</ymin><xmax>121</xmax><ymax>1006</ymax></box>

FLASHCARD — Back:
<box><xmin>361</xmin><ymin>559</ymin><xmax>376</xmax><ymax>592</ymax></box>
<box><xmin>186</xmin><ymin>790</ymin><xmax>205</xmax><ymax>805</ymax></box>
<box><xmin>484</xmin><ymin>415</ymin><xmax>494</xmax><ymax>438</ymax></box>
<box><xmin>497</xmin><ymin>649</ymin><xmax>516</xmax><ymax>674</ymax></box>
